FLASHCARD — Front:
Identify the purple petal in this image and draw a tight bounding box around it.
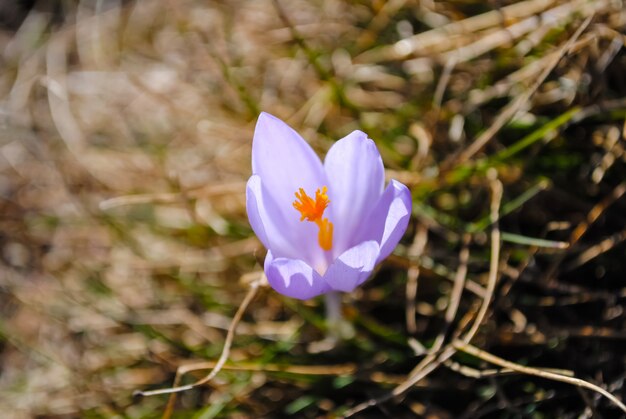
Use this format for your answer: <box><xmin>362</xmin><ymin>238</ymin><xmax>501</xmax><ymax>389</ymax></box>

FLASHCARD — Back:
<box><xmin>246</xmin><ymin>175</ymin><xmax>270</xmax><ymax>248</ymax></box>
<box><xmin>264</xmin><ymin>250</ymin><xmax>330</xmax><ymax>300</ymax></box>
<box><xmin>251</xmin><ymin>113</ymin><xmax>330</xmax><ymax>266</ymax></box>
<box><xmin>247</xmin><ymin>175</ymin><xmax>298</xmax><ymax>260</ymax></box>
<box><xmin>359</xmin><ymin>180</ymin><xmax>412</xmax><ymax>263</ymax></box>
<box><xmin>323</xmin><ymin>131</ymin><xmax>385</xmax><ymax>254</ymax></box>
<box><xmin>323</xmin><ymin>240</ymin><xmax>379</xmax><ymax>292</ymax></box>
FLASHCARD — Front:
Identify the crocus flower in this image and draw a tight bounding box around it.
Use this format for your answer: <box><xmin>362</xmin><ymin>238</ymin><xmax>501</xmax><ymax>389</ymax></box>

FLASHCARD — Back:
<box><xmin>246</xmin><ymin>112</ymin><xmax>412</xmax><ymax>300</ymax></box>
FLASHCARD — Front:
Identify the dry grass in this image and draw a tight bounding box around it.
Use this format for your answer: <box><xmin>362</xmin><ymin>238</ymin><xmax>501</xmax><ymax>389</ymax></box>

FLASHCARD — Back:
<box><xmin>1</xmin><ymin>0</ymin><xmax>626</xmax><ymax>417</ymax></box>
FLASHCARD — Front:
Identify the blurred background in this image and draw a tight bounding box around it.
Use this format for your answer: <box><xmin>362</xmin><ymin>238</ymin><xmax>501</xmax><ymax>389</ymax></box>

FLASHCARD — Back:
<box><xmin>1</xmin><ymin>0</ymin><xmax>625</xmax><ymax>417</ymax></box>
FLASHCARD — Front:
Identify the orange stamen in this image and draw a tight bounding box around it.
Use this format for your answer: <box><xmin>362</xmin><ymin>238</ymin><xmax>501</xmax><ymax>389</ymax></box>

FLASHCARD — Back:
<box><xmin>316</xmin><ymin>217</ymin><xmax>333</xmax><ymax>251</ymax></box>
<box><xmin>293</xmin><ymin>186</ymin><xmax>334</xmax><ymax>251</ymax></box>
<box><xmin>293</xmin><ymin>186</ymin><xmax>329</xmax><ymax>222</ymax></box>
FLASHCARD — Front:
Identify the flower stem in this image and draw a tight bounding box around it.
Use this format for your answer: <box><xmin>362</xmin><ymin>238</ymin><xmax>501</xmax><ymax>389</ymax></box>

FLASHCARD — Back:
<box><xmin>325</xmin><ymin>291</ymin><xmax>342</xmax><ymax>325</ymax></box>
<box><xmin>324</xmin><ymin>291</ymin><xmax>354</xmax><ymax>341</ymax></box>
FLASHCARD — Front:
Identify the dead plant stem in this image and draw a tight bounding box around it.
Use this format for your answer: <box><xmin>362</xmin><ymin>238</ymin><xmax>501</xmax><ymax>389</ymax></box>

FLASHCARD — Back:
<box><xmin>453</xmin><ymin>340</ymin><xmax>626</xmax><ymax>414</ymax></box>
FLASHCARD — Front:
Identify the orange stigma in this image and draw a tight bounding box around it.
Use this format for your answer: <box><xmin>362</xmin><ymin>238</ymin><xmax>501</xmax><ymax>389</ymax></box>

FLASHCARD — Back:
<box><xmin>293</xmin><ymin>186</ymin><xmax>333</xmax><ymax>251</ymax></box>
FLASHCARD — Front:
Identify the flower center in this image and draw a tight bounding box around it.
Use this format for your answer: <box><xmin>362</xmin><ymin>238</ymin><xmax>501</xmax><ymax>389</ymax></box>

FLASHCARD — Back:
<box><xmin>292</xmin><ymin>186</ymin><xmax>333</xmax><ymax>251</ymax></box>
